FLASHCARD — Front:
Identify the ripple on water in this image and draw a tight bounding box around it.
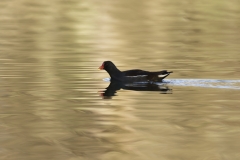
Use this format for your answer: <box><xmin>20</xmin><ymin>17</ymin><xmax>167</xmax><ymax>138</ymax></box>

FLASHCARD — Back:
<box><xmin>163</xmin><ymin>79</ymin><xmax>240</xmax><ymax>90</ymax></box>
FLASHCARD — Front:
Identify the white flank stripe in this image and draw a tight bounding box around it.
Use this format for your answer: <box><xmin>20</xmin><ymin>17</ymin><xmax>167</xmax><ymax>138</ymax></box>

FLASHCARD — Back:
<box><xmin>125</xmin><ymin>75</ymin><xmax>147</xmax><ymax>78</ymax></box>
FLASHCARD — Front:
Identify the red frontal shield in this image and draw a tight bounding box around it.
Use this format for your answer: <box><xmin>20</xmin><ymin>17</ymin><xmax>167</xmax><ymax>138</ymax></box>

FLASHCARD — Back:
<box><xmin>98</xmin><ymin>62</ymin><xmax>104</xmax><ymax>70</ymax></box>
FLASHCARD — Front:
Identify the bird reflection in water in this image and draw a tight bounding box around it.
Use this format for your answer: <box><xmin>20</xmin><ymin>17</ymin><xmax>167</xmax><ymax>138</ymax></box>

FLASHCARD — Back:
<box><xmin>99</xmin><ymin>81</ymin><xmax>172</xmax><ymax>99</ymax></box>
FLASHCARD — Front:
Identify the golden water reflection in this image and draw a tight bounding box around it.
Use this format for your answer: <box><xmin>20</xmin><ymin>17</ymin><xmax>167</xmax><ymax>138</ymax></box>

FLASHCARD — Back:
<box><xmin>1</xmin><ymin>0</ymin><xmax>240</xmax><ymax>159</ymax></box>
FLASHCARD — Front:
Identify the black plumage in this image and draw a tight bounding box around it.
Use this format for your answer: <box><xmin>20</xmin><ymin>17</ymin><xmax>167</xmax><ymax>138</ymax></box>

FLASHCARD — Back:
<box><xmin>99</xmin><ymin>61</ymin><xmax>172</xmax><ymax>82</ymax></box>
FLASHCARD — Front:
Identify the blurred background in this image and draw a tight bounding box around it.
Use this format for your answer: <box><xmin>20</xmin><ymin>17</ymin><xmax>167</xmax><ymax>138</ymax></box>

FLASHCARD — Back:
<box><xmin>1</xmin><ymin>0</ymin><xmax>240</xmax><ymax>159</ymax></box>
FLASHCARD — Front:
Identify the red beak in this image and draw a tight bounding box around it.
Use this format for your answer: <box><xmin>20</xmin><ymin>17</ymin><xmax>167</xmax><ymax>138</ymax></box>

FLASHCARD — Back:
<box><xmin>98</xmin><ymin>63</ymin><xmax>104</xmax><ymax>70</ymax></box>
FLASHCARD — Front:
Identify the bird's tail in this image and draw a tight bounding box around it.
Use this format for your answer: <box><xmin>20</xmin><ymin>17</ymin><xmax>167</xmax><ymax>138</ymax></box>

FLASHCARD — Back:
<box><xmin>157</xmin><ymin>70</ymin><xmax>173</xmax><ymax>79</ymax></box>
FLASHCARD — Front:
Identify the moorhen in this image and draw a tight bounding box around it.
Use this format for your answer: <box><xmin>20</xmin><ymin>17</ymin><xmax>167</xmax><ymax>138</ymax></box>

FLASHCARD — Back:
<box><xmin>99</xmin><ymin>61</ymin><xmax>172</xmax><ymax>82</ymax></box>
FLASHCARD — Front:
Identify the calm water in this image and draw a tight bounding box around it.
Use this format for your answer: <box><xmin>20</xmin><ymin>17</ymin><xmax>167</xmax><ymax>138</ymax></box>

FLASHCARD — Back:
<box><xmin>1</xmin><ymin>0</ymin><xmax>240</xmax><ymax>159</ymax></box>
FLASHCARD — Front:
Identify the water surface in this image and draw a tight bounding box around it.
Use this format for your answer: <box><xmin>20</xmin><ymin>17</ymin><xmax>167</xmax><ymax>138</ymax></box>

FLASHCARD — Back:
<box><xmin>1</xmin><ymin>0</ymin><xmax>240</xmax><ymax>159</ymax></box>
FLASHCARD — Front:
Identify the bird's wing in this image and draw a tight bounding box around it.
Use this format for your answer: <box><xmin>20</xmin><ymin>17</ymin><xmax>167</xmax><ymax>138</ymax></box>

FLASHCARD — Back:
<box><xmin>122</xmin><ymin>69</ymin><xmax>150</xmax><ymax>77</ymax></box>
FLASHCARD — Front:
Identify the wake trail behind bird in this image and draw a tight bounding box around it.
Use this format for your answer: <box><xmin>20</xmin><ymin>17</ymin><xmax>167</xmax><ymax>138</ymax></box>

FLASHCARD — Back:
<box><xmin>162</xmin><ymin>79</ymin><xmax>240</xmax><ymax>90</ymax></box>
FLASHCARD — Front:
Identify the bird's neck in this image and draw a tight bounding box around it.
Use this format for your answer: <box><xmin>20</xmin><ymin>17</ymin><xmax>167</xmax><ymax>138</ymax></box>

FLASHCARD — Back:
<box><xmin>106</xmin><ymin>67</ymin><xmax>122</xmax><ymax>79</ymax></box>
